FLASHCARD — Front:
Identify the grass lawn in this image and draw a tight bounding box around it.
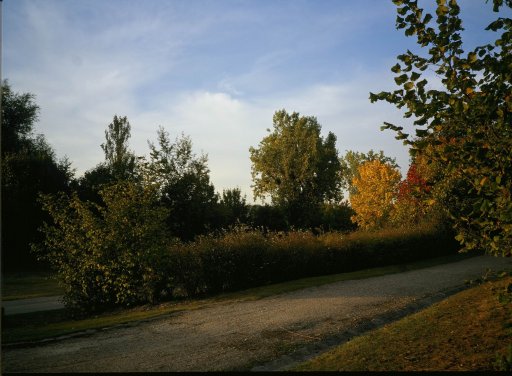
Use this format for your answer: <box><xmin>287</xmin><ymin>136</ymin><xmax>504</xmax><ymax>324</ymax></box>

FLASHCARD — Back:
<box><xmin>1</xmin><ymin>253</ymin><xmax>475</xmax><ymax>344</ymax></box>
<box><xmin>293</xmin><ymin>274</ymin><xmax>512</xmax><ymax>371</ymax></box>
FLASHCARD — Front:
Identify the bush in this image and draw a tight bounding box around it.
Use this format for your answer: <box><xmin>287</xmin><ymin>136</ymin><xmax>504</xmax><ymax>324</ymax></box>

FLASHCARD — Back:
<box><xmin>35</xmin><ymin>181</ymin><xmax>172</xmax><ymax>314</ymax></box>
<box><xmin>37</xmin><ymin>195</ymin><xmax>459</xmax><ymax>314</ymax></box>
<box><xmin>163</xmin><ymin>221</ymin><xmax>459</xmax><ymax>299</ymax></box>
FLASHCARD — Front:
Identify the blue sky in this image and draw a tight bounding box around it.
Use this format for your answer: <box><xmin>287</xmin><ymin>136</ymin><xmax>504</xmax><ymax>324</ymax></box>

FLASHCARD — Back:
<box><xmin>4</xmin><ymin>0</ymin><xmax>508</xmax><ymax>202</ymax></box>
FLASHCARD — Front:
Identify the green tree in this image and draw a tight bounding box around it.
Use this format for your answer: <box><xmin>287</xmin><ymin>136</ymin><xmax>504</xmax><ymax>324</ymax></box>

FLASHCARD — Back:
<box><xmin>101</xmin><ymin>115</ymin><xmax>136</xmax><ymax>180</ymax></box>
<box><xmin>320</xmin><ymin>202</ymin><xmax>357</xmax><ymax>232</ymax></box>
<box><xmin>78</xmin><ymin>115</ymin><xmax>138</xmax><ymax>203</ymax></box>
<box><xmin>148</xmin><ymin>127</ymin><xmax>219</xmax><ymax>240</ymax></box>
<box><xmin>219</xmin><ymin>187</ymin><xmax>249</xmax><ymax>227</ymax></box>
<box><xmin>370</xmin><ymin>0</ymin><xmax>512</xmax><ymax>256</ymax></box>
<box><xmin>1</xmin><ymin>81</ymin><xmax>73</xmax><ymax>270</ymax></box>
<box><xmin>340</xmin><ymin>149</ymin><xmax>399</xmax><ymax>196</ymax></box>
<box><xmin>247</xmin><ymin>204</ymin><xmax>288</xmax><ymax>232</ymax></box>
<box><xmin>249</xmin><ymin>109</ymin><xmax>342</xmax><ymax>228</ymax></box>
<box><xmin>76</xmin><ymin>163</ymin><xmax>113</xmax><ymax>203</ymax></box>
<box><xmin>1</xmin><ymin>81</ymin><xmax>39</xmax><ymax>154</ymax></box>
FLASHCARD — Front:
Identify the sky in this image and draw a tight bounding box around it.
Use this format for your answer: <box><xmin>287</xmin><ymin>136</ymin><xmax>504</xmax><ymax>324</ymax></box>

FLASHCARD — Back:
<box><xmin>4</xmin><ymin>0</ymin><xmax>508</xmax><ymax>203</ymax></box>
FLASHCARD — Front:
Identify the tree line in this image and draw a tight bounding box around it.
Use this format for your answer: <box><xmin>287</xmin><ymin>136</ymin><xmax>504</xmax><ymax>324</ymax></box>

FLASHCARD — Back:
<box><xmin>2</xmin><ymin>0</ymin><xmax>510</xmax><ymax>275</ymax></box>
<box><xmin>2</xmin><ymin>79</ymin><xmax>426</xmax><ymax>271</ymax></box>
<box><xmin>0</xmin><ymin>86</ymin><xmax>356</xmax><ymax>271</ymax></box>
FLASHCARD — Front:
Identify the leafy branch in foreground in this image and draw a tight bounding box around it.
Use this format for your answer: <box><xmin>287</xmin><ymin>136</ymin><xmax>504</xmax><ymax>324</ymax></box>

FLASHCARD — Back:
<box><xmin>370</xmin><ymin>0</ymin><xmax>512</xmax><ymax>256</ymax></box>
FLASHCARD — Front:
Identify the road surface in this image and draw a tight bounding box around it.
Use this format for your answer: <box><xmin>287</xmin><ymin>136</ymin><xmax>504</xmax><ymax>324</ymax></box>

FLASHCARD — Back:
<box><xmin>3</xmin><ymin>254</ymin><xmax>511</xmax><ymax>372</ymax></box>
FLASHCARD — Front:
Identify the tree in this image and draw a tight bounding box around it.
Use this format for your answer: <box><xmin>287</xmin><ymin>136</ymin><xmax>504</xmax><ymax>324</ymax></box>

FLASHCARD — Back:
<box><xmin>76</xmin><ymin>163</ymin><xmax>113</xmax><ymax>203</ymax></box>
<box><xmin>1</xmin><ymin>81</ymin><xmax>73</xmax><ymax>270</ymax></box>
<box><xmin>247</xmin><ymin>204</ymin><xmax>288</xmax><ymax>232</ymax></box>
<box><xmin>148</xmin><ymin>127</ymin><xmax>219</xmax><ymax>240</ymax></box>
<box><xmin>219</xmin><ymin>187</ymin><xmax>249</xmax><ymax>227</ymax></box>
<box><xmin>101</xmin><ymin>115</ymin><xmax>136</xmax><ymax>180</ymax></box>
<box><xmin>390</xmin><ymin>162</ymin><xmax>431</xmax><ymax>227</ymax></box>
<box><xmin>320</xmin><ymin>201</ymin><xmax>357</xmax><ymax>232</ymax></box>
<box><xmin>340</xmin><ymin>149</ymin><xmax>399</xmax><ymax>196</ymax></box>
<box><xmin>1</xmin><ymin>81</ymin><xmax>39</xmax><ymax>154</ymax></box>
<box><xmin>370</xmin><ymin>0</ymin><xmax>512</xmax><ymax>256</ymax></box>
<box><xmin>78</xmin><ymin>115</ymin><xmax>138</xmax><ymax>203</ymax></box>
<box><xmin>249</xmin><ymin>109</ymin><xmax>342</xmax><ymax>228</ymax></box>
<box><xmin>350</xmin><ymin>159</ymin><xmax>402</xmax><ymax>230</ymax></box>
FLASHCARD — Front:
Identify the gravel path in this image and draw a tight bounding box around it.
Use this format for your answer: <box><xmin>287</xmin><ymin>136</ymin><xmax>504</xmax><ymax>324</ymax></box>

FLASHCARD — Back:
<box><xmin>3</xmin><ymin>254</ymin><xmax>511</xmax><ymax>372</ymax></box>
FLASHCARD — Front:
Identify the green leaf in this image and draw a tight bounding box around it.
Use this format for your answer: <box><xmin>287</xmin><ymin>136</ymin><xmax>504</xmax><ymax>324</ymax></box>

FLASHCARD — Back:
<box><xmin>394</xmin><ymin>74</ymin><xmax>408</xmax><ymax>85</ymax></box>
<box><xmin>436</xmin><ymin>5</ymin><xmax>449</xmax><ymax>16</ymax></box>
<box><xmin>410</xmin><ymin>72</ymin><xmax>421</xmax><ymax>81</ymax></box>
<box><xmin>391</xmin><ymin>63</ymin><xmax>401</xmax><ymax>73</ymax></box>
<box><xmin>485</xmin><ymin>19</ymin><xmax>504</xmax><ymax>31</ymax></box>
<box><xmin>397</xmin><ymin>6</ymin><xmax>408</xmax><ymax>16</ymax></box>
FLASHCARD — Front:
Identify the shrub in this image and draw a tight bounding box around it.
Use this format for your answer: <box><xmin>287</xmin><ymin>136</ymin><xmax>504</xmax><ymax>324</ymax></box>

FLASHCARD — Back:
<box><xmin>36</xmin><ymin>192</ymin><xmax>459</xmax><ymax>314</ymax></box>
<box><xmin>266</xmin><ymin>231</ymin><xmax>323</xmax><ymax>280</ymax></box>
<box><xmin>34</xmin><ymin>181</ymin><xmax>172</xmax><ymax>314</ymax></box>
<box><xmin>164</xmin><ymin>222</ymin><xmax>459</xmax><ymax>299</ymax></box>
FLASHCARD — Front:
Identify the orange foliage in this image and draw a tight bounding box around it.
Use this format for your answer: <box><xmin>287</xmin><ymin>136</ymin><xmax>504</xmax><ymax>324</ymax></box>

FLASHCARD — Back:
<box><xmin>350</xmin><ymin>160</ymin><xmax>402</xmax><ymax>229</ymax></box>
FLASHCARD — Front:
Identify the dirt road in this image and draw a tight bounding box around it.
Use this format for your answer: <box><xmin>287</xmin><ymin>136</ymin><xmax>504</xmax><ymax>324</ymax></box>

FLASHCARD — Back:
<box><xmin>3</xmin><ymin>254</ymin><xmax>512</xmax><ymax>372</ymax></box>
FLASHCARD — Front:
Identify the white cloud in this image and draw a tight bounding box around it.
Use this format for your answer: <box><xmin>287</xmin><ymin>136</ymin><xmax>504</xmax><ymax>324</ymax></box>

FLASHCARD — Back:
<box><xmin>128</xmin><ymin>68</ymin><xmax>413</xmax><ymax>203</ymax></box>
<box><xmin>5</xmin><ymin>0</ymin><xmax>417</xmax><ymax>203</ymax></box>
<box><xmin>5</xmin><ymin>1</ymin><xmax>195</xmax><ymax>173</ymax></box>
<box><xmin>132</xmin><ymin>90</ymin><xmax>269</xmax><ymax>201</ymax></box>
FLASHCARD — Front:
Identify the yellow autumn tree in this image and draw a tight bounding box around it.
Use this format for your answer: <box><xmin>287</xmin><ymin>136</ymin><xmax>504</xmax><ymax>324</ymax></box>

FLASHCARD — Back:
<box><xmin>350</xmin><ymin>159</ymin><xmax>401</xmax><ymax>230</ymax></box>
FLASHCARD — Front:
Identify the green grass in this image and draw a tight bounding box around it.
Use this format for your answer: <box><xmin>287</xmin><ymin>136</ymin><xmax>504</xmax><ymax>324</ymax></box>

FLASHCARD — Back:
<box><xmin>2</xmin><ymin>253</ymin><xmax>475</xmax><ymax>345</ymax></box>
<box><xmin>2</xmin><ymin>272</ymin><xmax>63</xmax><ymax>301</ymax></box>
<box><xmin>293</xmin><ymin>274</ymin><xmax>512</xmax><ymax>371</ymax></box>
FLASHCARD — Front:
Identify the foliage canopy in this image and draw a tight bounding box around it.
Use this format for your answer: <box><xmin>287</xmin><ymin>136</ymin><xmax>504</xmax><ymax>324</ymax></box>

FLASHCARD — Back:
<box><xmin>148</xmin><ymin>127</ymin><xmax>219</xmax><ymax>240</ymax></box>
<box><xmin>1</xmin><ymin>81</ymin><xmax>73</xmax><ymax>270</ymax></box>
<box><xmin>340</xmin><ymin>149</ymin><xmax>398</xmax><ymax>196</ymax></box>
<box><xmin>350</xmin><ymin>159</ymin><xmax>402</xmax><ymax>230</ymax></box>
<box><xmin>370</xmin><ymin>0</ymin><xmax>512</xmax><ymax>256</ymax></box>
<box><xmin>249</xmin><ymin>109</ymin><xmax>342</xmax><ymax>227</ymax></box>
